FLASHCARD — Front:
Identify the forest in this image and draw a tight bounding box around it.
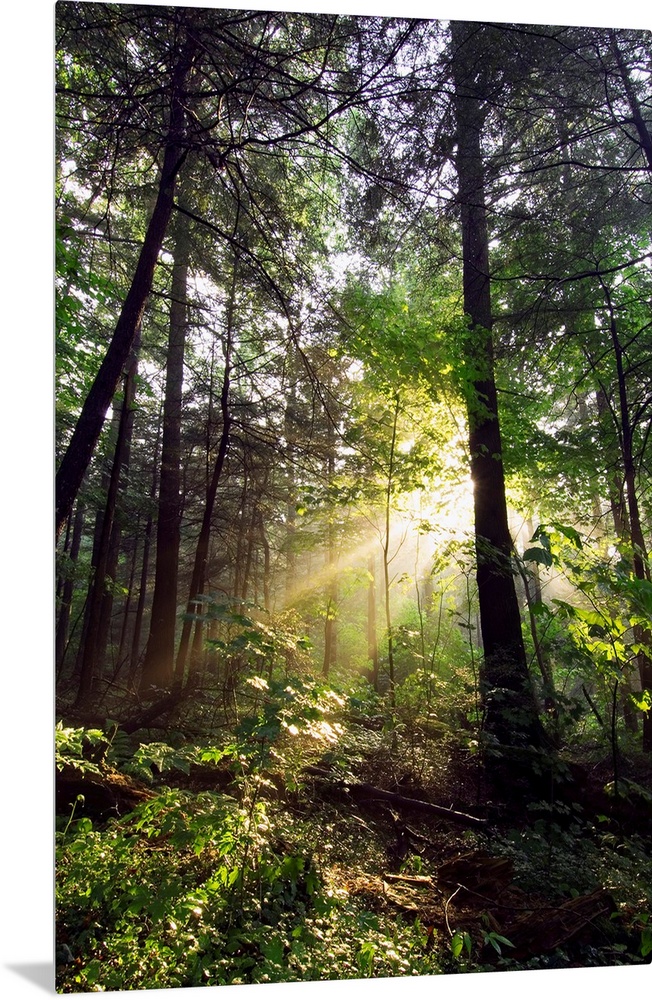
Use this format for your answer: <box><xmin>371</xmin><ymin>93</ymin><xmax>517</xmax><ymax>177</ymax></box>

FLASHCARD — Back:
<box><xmin>54</xmin><ymin>2</ymin><xmax>652</xmax><ymax>992</ymax></box>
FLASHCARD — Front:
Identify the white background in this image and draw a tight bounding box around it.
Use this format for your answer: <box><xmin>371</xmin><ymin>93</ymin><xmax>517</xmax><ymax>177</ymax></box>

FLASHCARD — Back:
<box><xmin>1</xmin><ymin>1</ymin><xmax>649</xmax><ymax>997</ymax></box>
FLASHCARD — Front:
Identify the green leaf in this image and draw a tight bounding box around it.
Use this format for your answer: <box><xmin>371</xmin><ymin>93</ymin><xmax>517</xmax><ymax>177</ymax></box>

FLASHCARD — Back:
<box><xmin>357</xmin><ymin>940</ymin><xmax>377</xmax><ymax>974</ymax></box>
<box><xmin>523</xmin><ymin>546</ymin><xmax>553</xmax><ymax>567</ymax></box>
<box><xmin>629</xmin><ymin>689</ymin><xmax>652</xmax><ymax>713</ymax></box>
<box><xmin>261</xmin><ymin>936</ymin><xmax>285</xmax><ymax>964</ymax></box>
<box><xmin>551</xmin><ymin>521</ymin><xmax>583</xmax><ymax>548</ymax></box>
<box><xmin>484</xmin><ymin>931</ymin><xmax>514</xmax><ymax>955</ymax></box>
<box><xmin>641</xmin><ymin>927</ymin><xmax>652</xmax><ymax>958</ymax></box>
<box><xmin>450</xmin><ymin>931</ymin><xmax>464</xmax><ymax>958</ymax></box>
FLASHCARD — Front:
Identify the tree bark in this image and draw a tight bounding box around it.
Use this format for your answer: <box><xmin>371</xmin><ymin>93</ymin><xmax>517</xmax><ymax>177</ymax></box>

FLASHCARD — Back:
<box><xmin>140</xmin><ymin>210</ymin><xmax>191</xmax><ymax>693</ymax></box>
<box><xmin>127</xmin><ymin>407</ymin><xmax>162</xmax><ymax>686</ymax></box>
<box><xmin>305</xmin><ymin>768</ymin><xmax>487</xmax><ymax>830</ymax></box>
<box><xmin>55</xmin><ymin>39</ymin><xmax>196</xmax><ymax>536</ymax></box>
<box><xmin>284</xmin><ymin>378</ymin><xmax>299</xmax><ymax>603</ymax></box>
<box><xmin>596</xmin><ymin>388</ymin><xmax>630</xmax><ymax>539</ymax></box>
<box><xmin>609</xmin><ymin>31</ymin><xmax>652</xmax><ymax>172</ymax></box>
<box><xmin>74</xmin><ymin>354</ymin><xmax>139</xmax><ymax>707</ymax></box>
<box><xmin>114</xmin><ymin>528</ymin><xmax>140</xmax><ymax>678</ymax></box>
<box><xmin>602</xmin><ymin>281</ymin><xmax>652</xmax><ymax>751</ymax></box>
<box><xmin>323</xmin><ymin>420</ymin><xmax>338</xmax><ymax>678</ymax></box>
<box><xmin>95</xmin><ymin>332</ymin><xmax>140</xmax><ymax>683</ymax></box>
<box><xmin>367</xmin><ymin>551</ymin><xmax>380</xmax><ymax>691</ymax></box>
<box><xmin>174</xmin><ymin>266</ymin><xmax>236</xmax><ymax>689</ymax></box>
<box><xmin>451</xmin><ymin>21</ymin><xmax>542</xmax><ymax>747</ymax></box>
<box><xmin>56</xmin><ymin>501</ymin><xmax>85</xmax><ymax>676</ymax></box>
<box><xmin>382</xmin><ymin>393</ymin><xmax>400</xmax><ymax>706</ymax></box>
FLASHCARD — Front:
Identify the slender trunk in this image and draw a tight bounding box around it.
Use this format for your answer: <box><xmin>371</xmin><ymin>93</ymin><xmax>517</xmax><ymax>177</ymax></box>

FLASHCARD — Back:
<box><xmin>602</xmin><ymin>282</ymin><xmax>652</xmax><ymax>751</ymax></box>
<box><xmin>367</xmin><ymin>552</ymin><xmax>379</xmax><ymax>691</ymax></box>
<box><xmin>323</xmin><ymin>603</ymin><xmax>336</xmax><ymax>678</ymax></box>
<box><xmin>56</xmin><ymin>501</ymin><xmax>85</xmax><ymax>676</ymax></box>
<box><xmin>452</xmin><ymin>20</ymin><xmax>542</xmax><ymax>747</ymax></box>
<box><xmin>174</xmin><ymin>268</ymin><xmax>236</xmax><ymax>689</ymax></box>
<box><xmin>55</xmin><ymin>41</ymin><xmax>196</xmax><ymax>535</ymax></box>
<box><xmin>233</xmin><ymin>473</ymin><xmax>250</xmax><ymax>600</ymax></box>
<box><xmin>596</xmin><ymin>388</ymin><xmax>630</xmax><ymax>538</ymax></box>
<box><xmin>240</xmin><ymin>509</ymin><xmax>257</xmax><ymax>602</ymax></box>
<box><xmin>128</xmin><ymin>412</ymin><xmax>162</xmax><ymax>685</ymax></box>
<box><xmin>382</xmin><ymin>394</ymin><xmax>400</xmax><ymax>706</ymax></box>
<box><xmin>518</xmin><ymin>562</ymin><xmax>556</xmax><ymax>717</ymax></box>
<box><xmin>140</xmin><ymin>213</ymin><xmax>191</xmax><ymax>693</ymax></box>
<box><xmin>74</xmin><ymin>359</ymin><xmax>138</xmax><ymax>707</ymax></box>
<box><xmin>115</xmin><ymin>528</ymin><xmax>140</xmax><ymax>676</ymax></box>
<box><xmin>609</xmin><ymin>31</ymin><xmax>652</xmax><ymax>172</ymax></box>
<box><xmin>284</xmin><ymin>380</ymin><xmax>298</xmax><ymax>602</ymax></box>
<box><xmin>604</xmin><ymin>293</ymin><xmax>649</xmax><ymax>583</ymax></box>
<box><xmin>74</xmin><ymin>406</ymin><xmax>122</xmax><ymax>681</ymax></box>
<box><xmin>323</xmin><ymin>421</ymin><xmax>338</xmax><ymax>678</ymax></box>
<box><xmin>413</xmin><ymin>502</ymin><xmax>427</xmax><ymax>674</ymax></box>
<box><xmin>56</xmin><ymin>514</ymin><xmax>73</xmax><ymax>604</ymax></box>
<box><xmin>93</xmin><ymin>521</ymin><xmax>122</xmax><ymax>682</ymax></box>
<box><xmin>600</xmin><ymin>33</ymin><xmax>652</xmax><ymax>744</ymax></box>
<box><xmin>95</xmin><ymin>331</ymin><xmax>139</xmax><ymax>682</ymax></box>
<box><xmin>595</xmin><ymin>386</ymin><xmax>637</xmax><ymax>733</ymax></box>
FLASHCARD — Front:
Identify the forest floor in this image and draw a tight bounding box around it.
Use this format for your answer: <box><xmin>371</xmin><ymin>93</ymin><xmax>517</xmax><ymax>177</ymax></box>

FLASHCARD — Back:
<box><xmin>55</xmin><ymin>691</ymin><xmax>652</xmax><ymax>991</ymax></box>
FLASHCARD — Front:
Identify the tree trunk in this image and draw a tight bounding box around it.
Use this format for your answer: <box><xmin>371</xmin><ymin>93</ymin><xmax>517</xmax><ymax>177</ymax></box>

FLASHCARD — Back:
<box><xmin>240</xmin><ymin>506</ymin><xmax>257</xmax><ymax>603</ymax></box>
<box><xmin>140</xmin><ymin>211</ymin><xmax>190</xmax><ymax>693</ymax></box>
<box><xmin>323</xmin><ymin>420</ymin><xmax>338</xmax><ymax>678</ymax></box>
<box><xmin>451</xmin><ymin>20</ymin><xmax>542</xmax><ymax>747</ymax></box>
<box><xmin>602</xmin><ymin>281</ymin><xmax>652</xmax><ymax>751</ymax></box>
<box><xmin>94</xmin><ymin>332</ymin><xmax>140</xmax><ymax>684</ymax></box>
<box><xmin>114</xmin><ymin>528</ymin><xmax>141</xmax><ymax>679</ymax></box>
<box><xmin>73</xmin><ymin>405</ymin><xmax>122</xmax><ymax>686</ymax></box>
<box><xmin>56</xmin><ymin>501</ymin><xmax>85</xmax><ymax>677</ymax></box>
<box><xmin>382</xmin><ymin>393</ymin><xmax>400</xmax><ymax>706</ymax></box>
<box><xmin>596</xmin><ymin>388</ymin><xmax>630</xmax><ymax>539</ymax></box>
<box><xmin>233</xmin><ymin>472</ymin><xmax>250</xmax><ymax>600</ymax></box>
<box><xmin>609</xmin><ymin>31</ymin><xmax>652</xmax><ymax>172</ymax></box>
<box><xmin>367</xmin><ymin>551</ymin><xmax>379</xmax><ymax>691</ymax></box>
<box><xmin>128</xmin><ymin>410</ymin><xmax>162</xmax><ymax>686</ymax></box>
<box><xmin>55</xmin><ymin>39</ymin><xmax>196</xmax><ymax>536</ymax></box>
<box><xmin>74</xmin><ymin>354</ymin><xmax>139</xmax><ymax>707</ymax></box>
<box><xmin>174</xmin><ymin>266</ymin><xmax>236</xmax><ymax>689</ymax></box>
<box><xmin>284</xmin><ymin>379</ymin><xmax>299</xmax><ymax>604</ymax></box>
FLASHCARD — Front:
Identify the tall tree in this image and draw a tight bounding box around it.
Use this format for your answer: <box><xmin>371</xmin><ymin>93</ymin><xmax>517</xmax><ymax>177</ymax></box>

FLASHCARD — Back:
<box><xmin>450</xmin><ymin>20</ymin><xmax>543</xmax><ymax>746</ymax></box>
<box><xmin>140</xmin><ymin>210</ymin><xmax>191</xmax><ymax>692</ymax></box>
<box><xmin>173</xmin><ymin>259</ymin><xmax>236</xmax><ymax>690</ymax></box>
<box><xmin>56</xmin><ymin>4</ymin><xmax>199</xmax><ymax>534</ymax></box>
<box><xmin>75</xmin><ymin>355</ymin><xmax>139</xmax><ymax>706</ymax></box>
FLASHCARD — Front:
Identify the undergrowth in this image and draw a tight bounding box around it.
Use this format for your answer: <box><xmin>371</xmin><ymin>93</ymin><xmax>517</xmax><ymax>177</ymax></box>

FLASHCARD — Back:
<box><xmin>55</xmin><ymin>675</ymin><xmax>652</xmax><ymax>992</ymax></box>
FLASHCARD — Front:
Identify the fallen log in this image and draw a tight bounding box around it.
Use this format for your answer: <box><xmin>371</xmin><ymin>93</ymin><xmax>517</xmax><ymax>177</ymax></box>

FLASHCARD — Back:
<box><xmin>303</xmin><ymin>768</ymin><xmax>487</xmax><ymax>830</ymax></box>
<box><xmin>56</xmin><ymin>764</ymin><xmax>154</xmax><ymax>821</ymax></box>
<box><xmin>382</xmin><ymin>873</ymin><xmax>434</xmax><ymax>885</ymax></box>
<box><xmin>121</xmin><ymin>690</ymin><xmax>183</xmax><ymax>734</ymax></box>
<box><xmin>350</xmin><ymin>782</ymin><xmax>487</xmax><ymax>829</ymax></box>
<box><xmin>437</xmin><ymin>850</ymin><xmax>514</xmax><ymax>897</ymax></box>
<box><xmin>484</xmin><ymin>888</ymin><xmax>616</xmax><ymax>962</ymax></box>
